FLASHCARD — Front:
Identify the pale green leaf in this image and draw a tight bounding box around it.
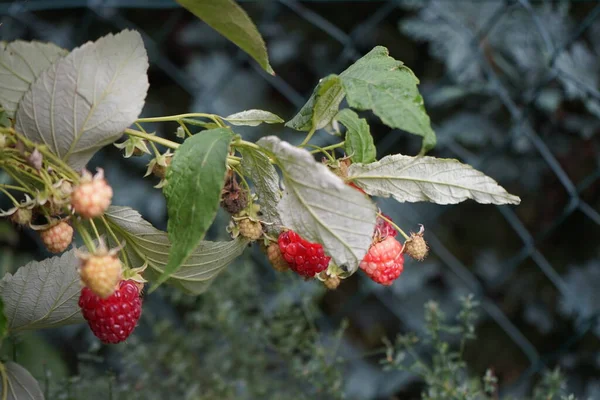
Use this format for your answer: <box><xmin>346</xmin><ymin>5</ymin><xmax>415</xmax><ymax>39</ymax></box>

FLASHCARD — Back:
<box><xmin>105</xmin><ymin>207</ymin><xmax>248</xmax><ymax>295</ymax></box>
<box><xmin>0</xmin><ymin>40</ymin><xmax>67</xmax><ymax>118</ymax></box>
<box><xmin>15</xmin><ymin>30</ymin><xmax>149</xmax><ymax>170</ymax></box>
<box><xmin>347</xmin><ymin>154</ymin><xmax>521</xmax><ymax>205</ymax></box>
<box><xmin>0</xmin><ymin>362</ymin><xmax>43</xmax><ymax>400</ymax></box>
<box><xmin>176</xmin><ymin>0</ymin><xmax>274</xmax><ymax>75</ymax></box>
<box><xmin>258</xmin><ymin>136</ymin><xmax>377</xmax><ymax>273</ymax></box>
<box><xmin>224</xmin><ymin>109</ymin><xmax>284</xmax><ymax>127</ymax></box>
<box><xmin>286</xmin><ymin>74</ymin><xmax>344</xmax><ymax>132</ymax></box>
<box><xmin>335</xmin><ymin>109</ymin><xmax>376</xmax><ymax>163</ymax></box>
<box><xmin>340</xmin><ymin>46</ymin><xmax>436</xmax><ymax>153</ymax></box>
<box><xmin>158</xmin><ymin>128</ymin><xmax>233</xmax><ymax>288</ymax></box>
<box><xmin>0</xmin><ymin>249</ymin><xmax>83</xmax><ymax>332</ymax></box>
<box><xmin>238</xmin><ymin>146</ymin><xmax>282</xmax><ymax>230</ymax></box>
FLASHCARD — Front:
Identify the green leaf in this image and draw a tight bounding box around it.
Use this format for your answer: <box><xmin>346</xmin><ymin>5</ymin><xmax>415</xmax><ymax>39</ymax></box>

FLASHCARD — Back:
<box><xmin>238</xmin><ymin>146</ymin><xmax>282</xmax><ymax>230</ymax></box>
<box><xmin>104</xmin><ymin>207</ymin><xmax>248</xmax><ymax>295</ymax></box>
<box><xmin>0</xmin><ymin>298</ymin><xmax>7</xmax><ymax>342</ymax></box>
<box><xmin>158</xmin><ymin>128</ymin><xmax>234</xmax><ymax>289</ymax></box>
<box><xmin>258</xmin><ymin>136</ymin><xmax>377</xmax><ymax>274</ymax></box>
<box><xmin>176</xmin><ymin>0</ymin><xmax>274</xmax><ymax>75</ymax></box>
<box><xmin>15</xmin><ymin>30</ymin><xmax>149</xmax><ymax>170</ymax></box>
<box><xmin>0</xmin><ymin>249</ymin><xmax>83</xmax><ymax>332</ymax></box>
<box><xmin>0</xmin><ymin>362</ymin><xmax>44</xmax><ymax>400</ymax></box>
<box><xmin>340</xmin><ymin>46</ymin><xmax>436</xmax><ymax>153</ymax></box>
<box><xmin>347</xmin><ymin>154</ymin><xmax>521</xmax><ymax>205</ymax></box>
<box><xmin>224</xmin><ymin>109</ymin><xmax>284</xmax><ymax>127</ymax></box>
<box><xmin>0</xmin><ymin>107</ymin><xmax>10</xmax><ymax>128</ymax></box>
<box><xmin>286</xmin><ymin>74</ymin><xmax>345</xmax><ymax>132</ymax></box>
<box><xmin>0</xmin><ymin>40</ymin><xmax>67</xmax><ymax>118</ymax></box>
<box><xmin>335</xmin><ymin>109</ymin><xmax>376</xmax><ymax>164</ymax></box>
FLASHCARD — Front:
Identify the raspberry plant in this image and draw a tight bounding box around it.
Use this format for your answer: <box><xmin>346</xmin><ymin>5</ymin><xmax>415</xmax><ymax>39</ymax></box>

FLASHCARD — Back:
<box><xmin>0</xmin><ymin>0</ymin><xmax>522</xmax><ymax>396</ymax></box>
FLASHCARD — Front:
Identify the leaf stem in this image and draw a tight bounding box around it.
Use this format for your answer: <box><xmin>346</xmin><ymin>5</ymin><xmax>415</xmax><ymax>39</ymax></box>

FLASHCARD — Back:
<box><xmin>309</xmin><ymin>141</ymin><xmax>345</xmax><ymax>154</ymax></box>
<box><xmin>89</xmin><ymin>219</ymin><xmax>102</xmax><ymax>243</ymax></box>
<box><xmin>137</xmin><ymin>112</ymin><xmax>223</xmax><ymax>126</ymax></box>
<box><xmin>377</xmin><ymin>213</ymin><xmax>410</xmax><ymax>241</ymax></box>
<box><xmin>0</xmin><ymin>187</ymin><xmax>19</xmax><ymax>206</ymax></box>
<box><xmin>300</xmin><ymin>127</ymin><xmax>317</xmax><ymax>147</ymax></box>
<box><xmin>73</xmin><ymin>219</ymin><xmax>97</xmax><ymax>253</ymax></box>
<box><xmin>0</xmin><ymin>184</ymin><xmax>28</xmax><ymax>193</ymax></box>
<box><xmin>124</xmin><ymin>129</ymin><xmax>180</xmax><ymax>149</ymax></box>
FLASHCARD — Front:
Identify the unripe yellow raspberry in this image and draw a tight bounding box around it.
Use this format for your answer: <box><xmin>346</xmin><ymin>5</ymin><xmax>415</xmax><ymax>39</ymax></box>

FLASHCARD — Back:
<box><xmin>267</xmin><ymin>242</ymin><xmax>289</xmax><ymax>272</ymax></box>
<box><xmin>79</xmin><ymin>252</ymin><xmax>123</xmax><ymax>299</ymax></box>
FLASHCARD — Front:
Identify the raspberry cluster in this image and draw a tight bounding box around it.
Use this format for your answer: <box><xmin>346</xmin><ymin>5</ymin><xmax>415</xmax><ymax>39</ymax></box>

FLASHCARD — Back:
<box><xmin>278</xmin><ymin>230</ymin><xmax>331</xmax><ymax>278</ymax></box>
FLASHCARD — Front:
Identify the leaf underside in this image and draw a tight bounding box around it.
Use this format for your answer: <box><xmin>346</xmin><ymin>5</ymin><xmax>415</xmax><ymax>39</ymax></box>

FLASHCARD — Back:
<box><xmin>348</xmin><ymin>154</ymin><xmax>521</xmax><ymax>205</ymax></box>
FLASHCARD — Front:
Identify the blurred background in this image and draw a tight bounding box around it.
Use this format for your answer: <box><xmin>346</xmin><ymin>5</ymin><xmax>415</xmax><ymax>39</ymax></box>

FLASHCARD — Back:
<box><xmin>0</xmin><ymin>0</ymin><xmax>599</xmax><ymax>399</ymax></box>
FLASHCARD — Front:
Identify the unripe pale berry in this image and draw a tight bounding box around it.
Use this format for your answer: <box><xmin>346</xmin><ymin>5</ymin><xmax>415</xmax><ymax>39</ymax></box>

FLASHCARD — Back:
<box><xmin>71</xmin><ymin>170</ymin><xmax>113</xmax><ymax>218</ymax></box>
<box><xmin>79</xmin><ymin>253</ymin><xmax>123</xmax><ymax>299</ymax></box>
<box><xmin>40</xmin><ymin>221</ymin><xmax>73</xmax><ymax>253</ymax></box>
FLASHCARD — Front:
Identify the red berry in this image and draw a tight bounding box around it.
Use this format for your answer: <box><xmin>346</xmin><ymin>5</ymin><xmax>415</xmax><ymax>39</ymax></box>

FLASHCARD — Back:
<box><xmin>278</xmin><ymin>230</ymin><xmax>331</xmax><ymax>278</ymax></box>
<box><xmin>374</xmin><ymin>214</ymin><xmax>398</xmax><ymax>240</ymax></box>
<box><xmin>40</xmin><ymin>221</ymin><xmax>73</xmax><ymax>253</ymax></box>
<box><xmin>79</xmin><ymin>280</ymin><xmax>142</xmax><ymax>344</ymax></box>
<box><xmin>360</xmin><ymin>237</ymin><xmax>404</xmax><ymax>286</ymax></box>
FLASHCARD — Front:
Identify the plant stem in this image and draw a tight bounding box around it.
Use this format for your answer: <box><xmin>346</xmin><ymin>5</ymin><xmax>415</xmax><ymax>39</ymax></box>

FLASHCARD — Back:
<box><xmin>73</xmin><ymin>219</ymin><xmax>97</xmax><ymax>253</ymax></box>
<box><xmin>0</xmin><ymin>184</ymin><xmax>28</xmax><ymax>193</ymax></box>
<box><xmin>124</xmin><ymin>129</ymin><xmax>180</xmax><ymax>149</ymax></box>
<box><xmin>89</xmin><ymin>219</ymin><xmax>102</xmax><ymax>243</ymax></box>
<box><xmin>377</xmin><ymin>213</ymin><xmax>410</xmax><ymax>241</ymax></box>
<box><xmin>300</xmin><ymin>127</ymin><xmax>317</xmax><ymax>147</ymax></box>
<box><xmin>137</xmin><ymin>112</ymin><xmax>223</xmax><ymax>126</ymax></box>
<box><xmin>309</xmin><ymin>142</ymin><xmax>345</xmax><ymax>155</ymax></box>
<box><xmin>0</xmin><ymin>187</ymin><xmax>19</xmax><ymax>206</ymax></box>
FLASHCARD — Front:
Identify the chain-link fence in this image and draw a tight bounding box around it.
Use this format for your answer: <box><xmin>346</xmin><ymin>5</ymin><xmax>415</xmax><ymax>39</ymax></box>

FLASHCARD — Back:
<box><xmin>1</xmin><ymin>0</ymin><xmax>599</xmax><ymax>398</ymax></box>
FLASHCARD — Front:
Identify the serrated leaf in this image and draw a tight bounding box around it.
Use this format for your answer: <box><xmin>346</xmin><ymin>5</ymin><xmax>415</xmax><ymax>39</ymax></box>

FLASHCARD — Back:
<box><xmin>286</xmin><ymin>74</ymin><xmax>344</xmax><ymax>132</ymax></box>
<box><xmin>224</xmin><ymin>109</ymin><xmax>284</xmax><ymax>127</ymax></box>
<box><xmin>257</xmin><ymin>136</ymin><xmax>377</xmax><ymax>273</ymax></box>
<box><xmin>176</xmin><ymin>0</ymin><xmax>274</xmax><ymax>75</ymax></box>
<box><xmin>0</xmin><ymin>40</ymin><xmax>68</xmax><ymax>118</ymax></box>
<box><xmin>340</xmin><ymin>46</ymin><xmax>436</xmax><ymax>153</ymax></box>
<box><xmin>158</xmin><ymin>128</ymin><xmax>234</xmax><ymax>289</ymax></box>
<box><xmin>0</xmin><ymin>298</ymin><xmax>7</xmax><ymax>342</ymax></box>
<box><xmin>238</xmin><ymin>146</ymin><xmax>282</xmax><ymax>230</ymax></box>
<box><xmin>0</xmin><ymin>362</ymin><xmax>44</xmax><ymax>400</ymax></box>
<box><xmin>0</xmin><ymin>249</ymin><xmax>83</xmax><ymax>332</ymax></box>
<box><xmin>347</xmin><ymin>154</ymin><xmax>521</xmax><ymax>205</ymax></box>
<box><xmin>335</xmin><ymin>109</ymin><xmax>376</xmax><ymax>163</ymax></box>
<box><xmin>104</xmin><ymin>207</ymin><xmax>248</xmax><ymax>295</ymax></box>
<box><xmin>15</xmin><ymin>30</ymin><xmax>149</xmax><ymax>170</ymax></box>
<box><xmin>0</xmin><ymin>107</ymin><xmax>10</xmax><ymax>128</ymax></box>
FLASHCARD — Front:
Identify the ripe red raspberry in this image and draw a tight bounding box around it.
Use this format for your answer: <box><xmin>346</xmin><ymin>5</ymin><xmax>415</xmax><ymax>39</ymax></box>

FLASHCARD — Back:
<box><xmin>278</xmin><ymin>230</ymin><xmax>331</xmax><ymax>278</ymax></box>
<box><xmin>71</xmin><ymin>169</ymin><xmax>113</xmax><ymax>218</ymax></box>
<box><xmin>79</xmin><ymin>280</ymin><xmax>142</xmax><ymax>344</ymax></box>
<box><xmin>79</xmin><ymin>252</ymin><xmax>123</xmax><ymax>299</ymax></box>
<box><xmin>267</xmin><ymin>242</ymin><xmax>289</xmax><ymax>272</ymax></box>
<box><xmin>360</xmin><ymin>236</ymin><xmax>404</xmax><ymax>286</ymax></box>
<box><xmin>374</xmin><ymin>214</ymin><xmax>398</xmax><ymax>240</ymax></box>
<box><xmin>238</xmin><ymin>218</ymin><xmax>263</xmax><ymax>241</ymax></box>
<box><xmin>40</xmin><ymin>221</ymin><xmax>73</xmax><ymax>253</ymax></box>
